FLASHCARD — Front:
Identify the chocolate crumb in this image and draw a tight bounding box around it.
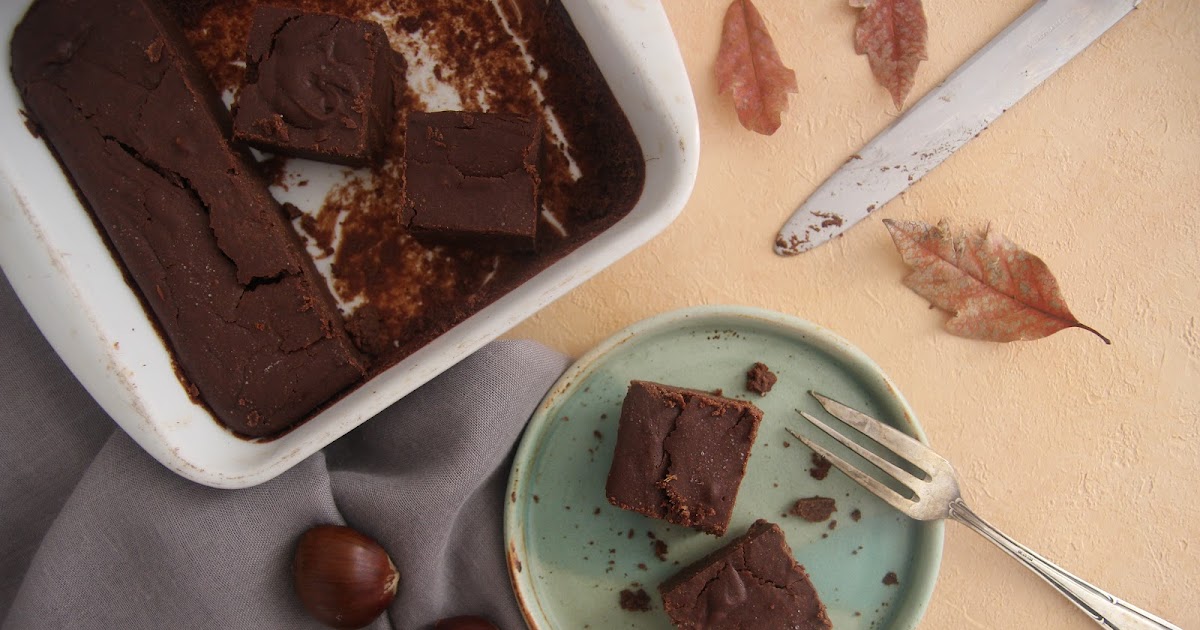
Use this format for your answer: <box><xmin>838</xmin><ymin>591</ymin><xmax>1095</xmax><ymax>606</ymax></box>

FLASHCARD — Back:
<box><xmin>850</xmin><ymin>508</ymin><xmax>862</xmax><ymax>522</ymax></box>
<box><xmin>809</xmin><ymin>453</ymin><xmax>833</xmax><ymax>480</ymax></box>
<box><xmin>637</xmin><ymin>563</ymin><xmax>648</xmax><ymax>570</ymax></box>
<box><xmin>789</xmin><ymin>496</ymin><xmax>837</xmax><ymax>522</ymax></box>
<box><xmin>627</xmin><ymin>529</ymin><xmax>635</xmax><ymax>539</ymax></box>
<box><xmin>883</xmin><ymin>572</ymin><xmax>899</xmax><ymax>586</ymax></box>
<box><xmin>533</xmin><ymin>495</ymin><xmax>539</xmax><ymax>503</ymax></box>
<box><xmin>711</xmin><ymin>388</ymin><xmax>723</xmax><ymax>396</ymax></box>
<box><xmin>783</xmin><ymin>441</ymin><xmax>791</xmax><ymax>448</ymax></box>
<box><xmin>593</xmin><ymin>430</ymin><xmax>603</xmax><ymax>439</ymax></box>
<box><xmin>828</xmin><ymin>519</ymin><xmax>838</xmax><ymax>530</ymax></box>
<box><xmin>652</xmin><ymin>539</ymin><xmax>668</xmax><ymax>561</ymax></box>
<box><xmin>594</xmin><ymin>508</ymin><xmax>601</xmax><ymax>515</ymax></box>
<box><xmin>619</xmin><ymin>588</ymin><xmax>652</xmax><ymax>612</ymax></box>
<box><xmin>746</xmin><ymin>362</ymin><xmax>777</xmax><ymax>395</ymax></box>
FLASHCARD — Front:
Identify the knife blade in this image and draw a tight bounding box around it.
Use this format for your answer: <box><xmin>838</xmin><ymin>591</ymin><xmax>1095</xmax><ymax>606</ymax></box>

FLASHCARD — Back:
<box><xmin>774</xmin><ymin>0</ymin><xmax>1140</xmax><ymax>257</ymax></box>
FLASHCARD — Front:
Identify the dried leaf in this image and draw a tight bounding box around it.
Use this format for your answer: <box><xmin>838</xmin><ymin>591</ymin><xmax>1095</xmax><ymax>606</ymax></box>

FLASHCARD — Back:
<box><xmin>852</xmin><ymin>0</ymin><xmax>928</xmax><ymax>109</ymax></box>
<box><xmin>883</xmin><ymin>219</ymin><xmax>1110</xmax><ymax>344</ymax></box>
<box><xmin>716</xmin><ymin>0</ymin><xmax>798</xmax><ymax>135</ymax></box>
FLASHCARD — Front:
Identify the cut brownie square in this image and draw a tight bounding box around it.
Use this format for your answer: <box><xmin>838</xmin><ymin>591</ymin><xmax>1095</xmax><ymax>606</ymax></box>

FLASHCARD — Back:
<box><xmin>233</xmin><ymin>7</ymin><xmax>402</xmax><ymax>166</ymax></box>
<box><xmin>605</xmin><ymin>380</ymin><xmax>763</xmax><ymax>536</ymax></box>
<box><xmin>659</xmin><ymin>520</ymin><xmax>832</xmax><ymax>630</ymax></box>
<box><xmin>402</xmin><ymin>111</ymin><xmax>542</xmax><ymax>252</ymax></box>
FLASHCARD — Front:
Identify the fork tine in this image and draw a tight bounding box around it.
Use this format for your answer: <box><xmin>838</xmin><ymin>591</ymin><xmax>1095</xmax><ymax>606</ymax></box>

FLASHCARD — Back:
<box><xmin>798</xmin><ymin>411</ymin><xmax>923</xmax><ymax>494</ymax></box>
<box><xmin>785</xmin><ymin>428</ymin><xmax>913</xmax><ymax>514</ymax></box>
<box><xmin>811</xmin><ymin>392</ymin><xmax>946</xmax><ymax>472</ymax></box>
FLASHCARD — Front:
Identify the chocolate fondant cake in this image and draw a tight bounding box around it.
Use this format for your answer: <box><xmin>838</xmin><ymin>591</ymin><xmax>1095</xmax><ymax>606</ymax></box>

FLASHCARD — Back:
<box><xmin>10</xmin><ymin>0</ymin><xmax>646</xmax><ymax>438</ymax></box>
<box><xmin>11</xmin><ymin>0</ymin><xmax>368</xmax><ymax>437</ymax></box>
<box><xmin>232</xmin><ymin>7</ymin><xmax>403</xmax><ymax>166</ymax></box>
<box><xmin>659</xmin><ymin>520</ymin><xmax>832</xmax><ymax>630</ymax></box>
<box><xmin>606</xmin><ymin>381</ymin><xmax>763</xmax><ymax>536</ymax></box>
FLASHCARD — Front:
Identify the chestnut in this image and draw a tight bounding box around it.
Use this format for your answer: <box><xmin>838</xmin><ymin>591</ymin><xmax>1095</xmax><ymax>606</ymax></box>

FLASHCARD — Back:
<box><xmin>293</xmin><ymin>525</ymin><xmax>400</xmax><ymax>629</ymax></box>
<box><xmin>434</xmin><ymin>616</ymin><xmax>500</xmax><ymax>630</ymax></box>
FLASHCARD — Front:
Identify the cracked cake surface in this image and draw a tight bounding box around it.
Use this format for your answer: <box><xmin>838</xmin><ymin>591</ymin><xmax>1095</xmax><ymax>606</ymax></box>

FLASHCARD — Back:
<box><xmin>605</xmin><ymin>380</ymin><xmax>762</xmax><ymax>536</ymax></box>
<box><xmin>659</xmin><ymin>519</ymin><xmax>832</xmax><ymax>630</ymax></box>
<box><xmin>10</xmin><ymin>0</ymin><xmax>367</xmax><ymax>437</ymax></box>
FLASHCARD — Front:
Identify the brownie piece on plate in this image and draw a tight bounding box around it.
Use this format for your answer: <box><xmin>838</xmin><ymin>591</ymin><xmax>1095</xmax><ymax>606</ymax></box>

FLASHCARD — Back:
<box><xmin>233</xmin><ymin>7</ymin><xmax>403</xmax><ymax>166</ymax></box>
<box><xmin>402</xmin><ymin>111</ymin><xmax>543</xmax><ymax>252</ymax></box>
<box><xmin>659</xmin><ymin>519</ymin><xmax>832</xmax><ymax>630</ymax></box>
<box><xmin>605</xmin><ymin>380</ymin><xmax>762</xmax><ymax>536</ymax></box>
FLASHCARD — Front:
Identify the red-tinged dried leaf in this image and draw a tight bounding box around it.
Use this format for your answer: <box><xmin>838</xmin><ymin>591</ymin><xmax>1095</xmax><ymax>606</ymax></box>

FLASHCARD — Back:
<box><xmin>883</xmin><ymin>219</ymin><xmax>1110</xmax><ymax>344</ymax></box>
<box><xmin>853</xmin><ymin>0</ymin><xmax>928</xmax><ymax>109</ymax></box>
<box><xmin>716</xmin><ymin>0</ymin><xmax>798</xmax><ymax>135</ymax></box>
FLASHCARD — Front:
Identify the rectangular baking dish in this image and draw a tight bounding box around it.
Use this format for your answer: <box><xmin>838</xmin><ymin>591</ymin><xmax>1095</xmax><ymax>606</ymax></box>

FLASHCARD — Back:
<box><xmin>0</xmin><ymin>0</ymin><xmax>698</xmax><ymax>488</ymax></box>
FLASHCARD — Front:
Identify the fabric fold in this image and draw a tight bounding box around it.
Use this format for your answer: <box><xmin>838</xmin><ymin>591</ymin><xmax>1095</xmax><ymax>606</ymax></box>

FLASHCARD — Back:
<box><xmin>0</xmin><ymin>275</ymin><xmax>569</xmax><ymax>630</ymax></box>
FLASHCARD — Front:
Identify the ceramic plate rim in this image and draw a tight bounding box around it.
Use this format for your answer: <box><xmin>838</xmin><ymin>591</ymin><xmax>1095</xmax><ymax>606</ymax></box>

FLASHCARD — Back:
<box><xmin>505</xmin><ymin>304</ymin><xmax>945</xmax><ymax>629</ymax></box>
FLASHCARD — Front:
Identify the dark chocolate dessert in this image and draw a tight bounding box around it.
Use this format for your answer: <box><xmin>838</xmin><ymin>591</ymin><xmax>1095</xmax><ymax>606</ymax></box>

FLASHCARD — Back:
<box><xmin>232</xmin><ymin>7</ymin><xmax>403</xmax><ymax>166</ymax></box>
<box><xmin>403</xmin><ymin>111</ymin><xmax>542</xmax><ymax>251</ymax></box>
<box><xmin>11</xmin><ymin>0</ymin><xmax>367</xmax><ymax>437</ymax></box>
<box><xmin>606</xmin><ymin>381</ymin><xmax>762</xmax><ymax>536</ymax></box>
<box><xmin>10</xmin><ymin>0</ymin><xmax>646</xmax><ymax>437</ymax></box>
<box><xmin>178</xmin><ymin>0</ymin><xmax>646</xmax><ymax>378</ymax></box>
<box><xmin>659</xmin><ymin>519</ymin><xmax>832</xmax><ymax>630</ymax></box>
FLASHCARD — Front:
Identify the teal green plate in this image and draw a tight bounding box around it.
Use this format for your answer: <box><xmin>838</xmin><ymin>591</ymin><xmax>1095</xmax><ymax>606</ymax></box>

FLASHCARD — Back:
<box><xmin>505</xmin><ymin>306</ymin><xmax>943</xmax><ymax>629</ymax></box>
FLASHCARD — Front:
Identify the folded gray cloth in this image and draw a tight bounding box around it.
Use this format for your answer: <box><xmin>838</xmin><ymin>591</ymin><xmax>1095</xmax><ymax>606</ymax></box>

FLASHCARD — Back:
<box><xmin>0</xmin><ymin>275</ymin><xmax>570</xmax><ymax>630</ymax></box>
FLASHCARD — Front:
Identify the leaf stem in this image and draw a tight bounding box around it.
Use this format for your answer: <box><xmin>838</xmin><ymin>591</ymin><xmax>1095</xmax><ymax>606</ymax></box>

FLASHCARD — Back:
<box><xmin>1075</xmin><ymin>323</ymin><xmax>1112</xmax><ymax>345</ymax></box>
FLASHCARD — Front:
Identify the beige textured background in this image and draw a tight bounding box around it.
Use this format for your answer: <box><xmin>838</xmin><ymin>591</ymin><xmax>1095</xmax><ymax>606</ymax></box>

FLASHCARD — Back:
<box><xmin>510</xmin><ymin>0</ymin><xmax>1199</xmax><ymax>627</ymax></box>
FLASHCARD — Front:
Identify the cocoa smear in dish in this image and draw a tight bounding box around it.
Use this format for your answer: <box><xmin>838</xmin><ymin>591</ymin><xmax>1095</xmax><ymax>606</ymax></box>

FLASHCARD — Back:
<box><xmin>172</xmin><ymin>0</ymin><xmax>645</xmax><ymax>374</ymax></box>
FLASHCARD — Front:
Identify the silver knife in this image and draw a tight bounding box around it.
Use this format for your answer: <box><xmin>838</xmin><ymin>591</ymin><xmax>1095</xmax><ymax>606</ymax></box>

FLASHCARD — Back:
<box><xmin>774</xmin><ymin>0</ymin><xmax>1141</xmax><ymax>256</ymax></box>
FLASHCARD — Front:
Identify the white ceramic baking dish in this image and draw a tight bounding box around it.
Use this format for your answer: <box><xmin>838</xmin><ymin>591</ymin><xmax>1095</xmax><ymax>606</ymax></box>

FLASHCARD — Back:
<box><xmin>0</xmin><ymin>0</ymin><xmax>698</xmax><ymax>488</ymax></box>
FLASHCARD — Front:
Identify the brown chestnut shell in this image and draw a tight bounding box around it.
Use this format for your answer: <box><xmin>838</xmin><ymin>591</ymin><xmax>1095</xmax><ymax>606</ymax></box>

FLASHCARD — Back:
<box><xmin>293</xmin><ymin>525</ymin><xmax>400</xmax><ymax>629</ymax></box>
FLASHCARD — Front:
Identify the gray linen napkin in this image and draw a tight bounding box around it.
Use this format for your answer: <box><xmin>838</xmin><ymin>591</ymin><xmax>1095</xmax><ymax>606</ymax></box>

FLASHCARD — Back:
<box><xmin>0</xmin><ymin>275</ymin><xmax>570</xmax><ymax>630</ymax></box>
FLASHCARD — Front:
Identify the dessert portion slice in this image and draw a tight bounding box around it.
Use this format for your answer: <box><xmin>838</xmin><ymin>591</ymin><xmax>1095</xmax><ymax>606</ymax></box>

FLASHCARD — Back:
<box><xmin>659</xmin><ymin>519</ymin><xmax>832</xmax><ymax>630</ymax></box>
<box><xmin>605</xmin><ymin>380</ymin><xmax>762</xmax><ymax>536</ymax></box>
<box><xmin>11</xmin><ymin>0</ymin><xmax>368</xmax><ymax>437</ymax></box>
<box><xmin>402</xmin><ymin>111</ymin><xmax>543</xmax><ymax>252</ymax></box>
<box><xmin>233</xmin><ymin>7</ymin><xmax>403</xmax><ymax>166</ymax></box>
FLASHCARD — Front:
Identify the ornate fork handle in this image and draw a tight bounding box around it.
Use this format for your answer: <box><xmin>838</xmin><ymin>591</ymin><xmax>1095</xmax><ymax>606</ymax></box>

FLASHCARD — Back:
<box><xmin>948</xmin><ymin>498</ymin><xmax>1181</xmax><ymax>630</ymax></box>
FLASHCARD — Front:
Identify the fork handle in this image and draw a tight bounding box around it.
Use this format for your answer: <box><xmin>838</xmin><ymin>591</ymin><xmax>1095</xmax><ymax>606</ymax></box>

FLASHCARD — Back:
<box><xmin>948</xmin><ymin>498</ymin><xmax>1181</xmax><ymax>630</ymax></box>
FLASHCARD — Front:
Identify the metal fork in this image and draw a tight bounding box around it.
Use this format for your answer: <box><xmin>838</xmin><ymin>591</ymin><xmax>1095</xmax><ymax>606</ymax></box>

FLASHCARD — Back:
<box><xmin>787</xmin><ymin>392</ymin><xmax>1181</xmax><ymax>630</ymax></box>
